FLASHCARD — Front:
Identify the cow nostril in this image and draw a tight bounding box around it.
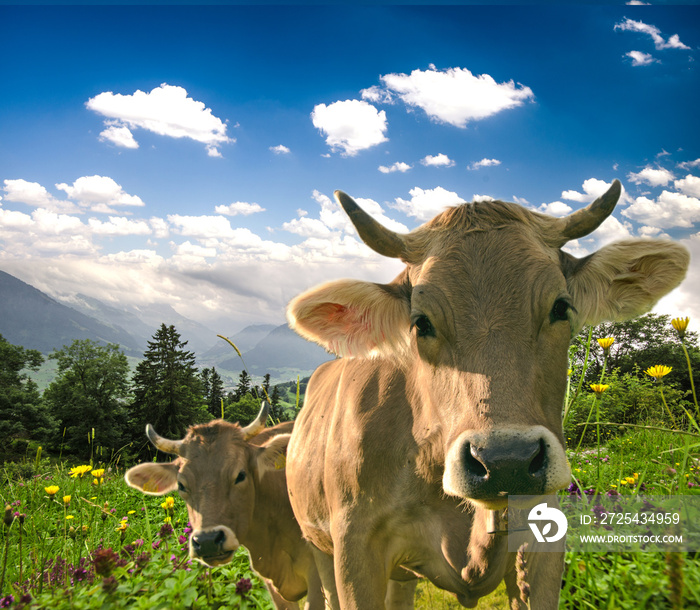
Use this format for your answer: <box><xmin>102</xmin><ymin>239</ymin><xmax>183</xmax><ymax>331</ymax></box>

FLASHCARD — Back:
<box><xmin>464</xmin><ymin>443</ymin><xmax>488</xmax><ymax>477</ymax></box>
<box><xmin>528</xmin><ymin>438</ymin><xmax>547</xmax><ymax>475</ymax></box>
<box><xmin>191</xmin><ymin>536</ymin><xmax>201</xmax><ymax>552</ymax></box>
<box><xmin>214</xmin><ymin>530</ymin><xmax>226</xmax><ymax>546</ymax></box>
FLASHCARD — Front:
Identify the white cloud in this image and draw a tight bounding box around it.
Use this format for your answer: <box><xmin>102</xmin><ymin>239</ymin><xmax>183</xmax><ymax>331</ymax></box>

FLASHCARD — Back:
<box><xmin>360</xmin><ymin>86</ymin><xmax>394</xmax><ymax>104</ymax></box>
<box><xmin>270</xmin><ymin>145</ymin><xmax>290</xmax><ymax>155</ymax></box>
<box><xmin>86</xmin><ymin>84</ymin><xmax>234</xmax><ymax>156</ymax></box>
<box><xmin>391</xmin><ymin>186</ymin><xmax>464</xmax><ymax>221</ymax></box>
<box><xmin>678</xmin><ymin>159</ymin><xmax>700</xmax><ymax>171</ymax></box>
<box><xmin>55</xmin><ymin>175</ymin><xmax>144</xmax><ymax>212</ymax></box>
<box><xmin>623</xmin><ymin>191</ymin><xmax>700</xmax><ymax>229</ymax></box>
<box><xmin>626</xmin><ymin>51</ymin><xmax>658</xmax><ymax>66</ymax></box>
<box><xmin>537</xmin><ymin>201</ymin><xmax>573</xmax><ymax>217</ymax></box>
<box><xmin>311</xmin><ymin>99</ymin><xmax>388</xmax><ymax>156</ymax></box>
<box><xmin>675</xmin><ymin>174</ymin><xmax>700</xmax><ymax>198</ymax></box>
<box><xmin>512</xmin><ymin>195</ymin><xmax>530</xmax><ymax>205</ymax></box>
<box><xmin>627</xmin><ymin>167</ymin><xmax>675</xmax><ymax>187</ymax></box>
<box><xmin>468</xmin><ymin>158</ymin><xmax>501</xmax><ymax>170</ymax></box>
<box><xmin>99</xmin><ymin>124</ymin><xmax>139</xmax><ymax>149</ymax></box>
<box><xmin>215</xmin><ymin>201</ymin><xmax>266</xmax><ymax>216</ymax></box>
<box><xmin>2</xmin><ymin>179</ymin><xmax>78</xmax><ymax>213</ymax></box>
<box><xmin>561</xmin><ymin>178</ymin><xmax>618</xmax><ymax>203</ymax></box>
<box><xmin>168</xmin><ymin>214</ymin><xmax>237</xmax><ymax>240</ymax></box>
<box><xmin>87</xmin><ymin>216</ymin><xmax>152</xmax><ymax>236</ymax></box>
<box><xmin>379</xmin><ymin>162</ymin><xmax>412</xmax><ymax>174</ymax></box>
<box><xmin>614</xmin><ymin>18</ymin><xmax>690</xmax><ymax>50</ymax></box>
<box><xmin>376</xmin><ymin>65</ymin><xmax>534</xmax><ymax>128</ymax></box>
<box><xmin>421</xmin><ymin>154</ymin><xmax>455</xmax><ymax>168</ymax></box>
<box><xmin>282</xmin><ymin>215</ymin><xmax>333</xmax><ymax>238</ymax></box>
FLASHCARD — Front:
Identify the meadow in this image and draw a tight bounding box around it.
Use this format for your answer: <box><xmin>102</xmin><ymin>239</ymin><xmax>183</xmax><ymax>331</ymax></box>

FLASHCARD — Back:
<box><xmin>1</xmin><ymin>317</ymin><xmax>699</xmax><ymax>609</ymax></box>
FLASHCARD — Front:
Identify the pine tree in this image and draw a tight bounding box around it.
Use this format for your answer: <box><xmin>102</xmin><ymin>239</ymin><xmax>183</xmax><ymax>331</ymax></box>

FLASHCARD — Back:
<box><xmin>201</xmin><ymin>367</ymin><xmax>225</xmax><ymax>418</ymax></box>
<box><xmin>129</xmin><ymin>324</ymin><xmax>209</xmax><ymax>445</ymax></box>
<box><xmin>233</xmin><ymin>370</ymin><xmax>252</xmax><ymax>402</ymax></box>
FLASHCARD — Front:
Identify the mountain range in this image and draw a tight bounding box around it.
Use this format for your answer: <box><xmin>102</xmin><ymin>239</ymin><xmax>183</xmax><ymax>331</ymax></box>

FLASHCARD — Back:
<box><xmin>0</xmin><ymin>269</ymin><xmax>333</xmax><ymax>383</ymax></box>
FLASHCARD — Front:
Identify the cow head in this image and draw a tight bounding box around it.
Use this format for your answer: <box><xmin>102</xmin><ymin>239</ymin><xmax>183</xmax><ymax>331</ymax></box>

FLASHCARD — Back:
<box><xmin>125</xmin><ymin>402</ymin><xmax>290</xmax><ymax>565</ymax></box>
<box><xmin>287</xmin><ymin>182</ymin><xmax>689</xmax><ymax>509</ymax></box>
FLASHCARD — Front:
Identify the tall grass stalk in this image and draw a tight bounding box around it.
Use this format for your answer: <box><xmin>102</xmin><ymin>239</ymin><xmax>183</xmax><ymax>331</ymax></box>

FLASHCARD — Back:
<box><xmin>217</xmin><ymin>334</ymin><xmax>270</xmax><ymax>402</ymax></box>
<box><xmin>564</xmin><ymin>326</ymin><xmax>593</xmax><ymax>424</ymax></box>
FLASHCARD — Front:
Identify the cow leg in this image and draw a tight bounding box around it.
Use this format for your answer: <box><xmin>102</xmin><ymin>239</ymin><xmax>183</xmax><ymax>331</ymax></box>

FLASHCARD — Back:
<box><xmin>264</xmin><ymin>578</ymin><xmax>300</xmax><ymax>610</ymax></box>
<box><xmin>384</xmin><ymin>578</ymin><xmax>418</xmax><ymax>610</ymax></box>
<box><xmin>504</xmin><ymin>549</ymin><xmax>564</xmax><ymax>610</ymax></box>
<box><xmin>310</xmin><ymin>547</ymin><xmax>340</xmax><ymax>610</ymax></box>
<box><xmin>332</xmin><ymin>522</ymin><xmax>388</xmax><ymax>610</ymax></box>
<box><xmin>303</xmin><ymin>554</ymin><xmax>333</xmax><ymax>610</ymax></box>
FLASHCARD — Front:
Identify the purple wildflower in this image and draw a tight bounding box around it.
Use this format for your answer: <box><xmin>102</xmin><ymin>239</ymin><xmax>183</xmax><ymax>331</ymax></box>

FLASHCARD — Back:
<box><xmin>0</xmin><ymin>595</ymin><xmax>14</xmax><ymax>607</ymax></box>
<box><xmin>236</xmin><ymin>577</ymin><xmax>253</xmax><ymax>596</ymax></box>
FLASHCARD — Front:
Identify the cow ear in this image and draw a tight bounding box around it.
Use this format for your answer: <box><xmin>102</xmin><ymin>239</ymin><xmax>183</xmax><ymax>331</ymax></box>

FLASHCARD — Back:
<box><xmin>256</xmin><ymin>434</ymin><xmax>292</xmax><ymax>476</ymax></box>
<box><xmin>567</xmin><ymin>240</ymin><xmax>689</xmax><ymax>329</ymax></box>
<box><xmin>125</xmin><ymin>462</ymin><xmax>179</xmax><ymax>495</ymax></box>
<box><xmin>287</xmin><ymin>275</ymin><xmax>411</xmax><ymax>357</ymax></box>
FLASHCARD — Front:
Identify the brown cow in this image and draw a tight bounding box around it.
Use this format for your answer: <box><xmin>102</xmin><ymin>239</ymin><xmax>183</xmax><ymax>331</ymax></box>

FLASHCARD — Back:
<box><xmin>285</xmin><ymin>180</ymin><xmax>689</xmax><ymax>609</ymax></box>
<box><xmin>125</xmin><ymin>402</ymin><xmax>325</xmax><ymax>610</ymax></box>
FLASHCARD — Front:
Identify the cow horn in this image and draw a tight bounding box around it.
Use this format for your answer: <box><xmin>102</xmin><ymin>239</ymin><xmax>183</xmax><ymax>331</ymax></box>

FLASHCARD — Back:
<box><xmin>242</xmin><ymin>401</ymin><xmax>271</xmax><ymax>440</ymax></box>
<box><xmin>335</xmin><ymin>190</ymin><xmax>407</xmax><ymax>259</ymax></box>
<box><xmin>553</xmin><ymin>179</ymin><xmax>622</xmax><ymax>245</ymax></box>
<box><xmin>146</xmin><ymin>424</ymin><xmax>183</xmax><ymax>456</ymax></box>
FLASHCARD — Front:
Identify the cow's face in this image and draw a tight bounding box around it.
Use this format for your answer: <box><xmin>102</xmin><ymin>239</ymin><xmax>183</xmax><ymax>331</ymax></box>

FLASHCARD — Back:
<box><xmin>125</xmin><ymin>404</ymin><xmax>290</xmax><ymax>565</ymax></box>
<box><xmin>287</xmin><ymin>182</ymin><xmax>689</xmax><ymax>509</ymax></box>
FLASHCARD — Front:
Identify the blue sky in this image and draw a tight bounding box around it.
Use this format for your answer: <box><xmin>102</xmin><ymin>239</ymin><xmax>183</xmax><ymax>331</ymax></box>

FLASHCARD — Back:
<box><xmin>1</xmin><ymin>5</ymin><xmax>699</xmax><ymax>334</ymax></box>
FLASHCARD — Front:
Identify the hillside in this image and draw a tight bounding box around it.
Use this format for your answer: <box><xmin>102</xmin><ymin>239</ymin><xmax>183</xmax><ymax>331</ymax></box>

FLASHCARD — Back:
<box><xmin>0</xmin><ymin>270</ymin><xmax>142</xmax><ymax>355</ymax></box>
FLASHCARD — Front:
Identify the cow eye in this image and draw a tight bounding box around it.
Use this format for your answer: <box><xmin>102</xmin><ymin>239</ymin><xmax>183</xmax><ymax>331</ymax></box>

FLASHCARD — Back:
<box><xmin>177</xmin><ymin>481</ymin><xmax>187</xmax><ymax>494</ymax></box>
<box><xmin>550</xmin><ymin>299</ymin><xmax>572</xmax><ymax>323</ymax></box>
<box><xmin>234</xmin><ymin>470</ymin><xmax>246</xmax><ymax>484</ymax></box>
<box><xmin>411</xmin><ymin>315</ymin><xmax>435</xmax><ymax>338</ymax></box>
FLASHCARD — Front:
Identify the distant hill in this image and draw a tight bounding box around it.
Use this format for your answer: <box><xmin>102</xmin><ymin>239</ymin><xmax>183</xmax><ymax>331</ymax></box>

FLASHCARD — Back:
<box><xmin>219</xmin><ymin>324</ymin><xmax>334</xmax><ymax>378</ymax></box>
<box><xmin>60</xmin><ymin>293</ymin><xmax>219</xmax><ymax>356</ymax></box>
<box><xmin>199</xmin><ymin>324</ymin><xmax>277</xmax><ymax>364</ymax></box>
<box><xmin>1</xmin><ymin>269</ymin><xmax>333</xmax><ymax>385</ymax></box>
<box><xmin>0</xmin><ymin>270</ymin><xmax>142</xmax><ymax>355</ymax></box>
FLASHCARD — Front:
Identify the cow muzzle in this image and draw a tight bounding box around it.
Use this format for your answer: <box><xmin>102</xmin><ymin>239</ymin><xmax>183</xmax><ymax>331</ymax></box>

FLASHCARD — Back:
<box><xmin>190</xmin><ymin>525</ymin><xmax>239</xmax><ymax>566</ymax></box>
<box><xmin>443</xmin><ymin>426</ymin><xmax>570</xmax><ymax>509</ymax></box>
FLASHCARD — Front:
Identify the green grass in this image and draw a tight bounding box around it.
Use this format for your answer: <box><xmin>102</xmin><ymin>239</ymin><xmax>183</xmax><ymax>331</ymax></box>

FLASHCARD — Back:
<box><xmin>1</xmin><ymin>426</ymin><xmax>699</xmax><ymax>608</ymax></box>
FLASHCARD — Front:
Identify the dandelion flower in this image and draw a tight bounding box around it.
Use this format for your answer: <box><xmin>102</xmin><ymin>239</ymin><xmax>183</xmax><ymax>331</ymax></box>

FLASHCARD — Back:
<box><xmin>597</xmin><ymin>337</ymin><xmax>615</xmax><ymax>354</ymax></box>
<box><xmin>645</xmin><ymin>365</ymin><xmax>672</xmax><ymax>381</ymax></box>
<box><xmin>625</xmin><ymin>477</ymin><xmax>636</xmax><ymax>485</ymax></box>
<box><xmin>63</xmin><ymin>495</ymin><xmax>71</xmax><ymax>505</ymax></box>
<box><xmin>671</xmin><ymin>317</ymin><xmax>690</xmax><ymax>340</ymax></box>
<box><xmin>91</xmin><ymin>469</ymin><xmax>105</xmax><ymax>479</ymax></box>
<box><xmin>161</xmin><ymin>497</ymin><xmax>175</xmax><ymax>511</ymax></box>
<box><xmin>65</xmin><ymin>515</ymin><xmax>74</xmax><ymax>520</ymax></box>
<box><xmin>590</xmin><ymin>383</ymin><xmax>609</xmax><ymax>397</ymax></box>
<box><xmin>116</xmin><ymin>520</ymin><xmax>128</xmax><ymax>533</ymax></box>
<box><xmin>45</xmin><ymin>486</ymin><xmax>59</xmax><ymax>496</ymax></box>
<box><xmin>69</xmin><ymin>465</ymin><xmax>92</xmax><ymax>479</ymax></box>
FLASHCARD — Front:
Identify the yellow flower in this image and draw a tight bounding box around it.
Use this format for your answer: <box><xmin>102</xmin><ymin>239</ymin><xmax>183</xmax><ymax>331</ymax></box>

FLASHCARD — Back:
<box><xmin>671</xmin><ymin>317</ymin><xmax>690</xmax><ymax>340</ymax></box>
<box><xmin>65</xmin><ymin>515</ymin><xmax>74</xmax><ymax>520</ymax></box>
<box><xmin>610</xmin><ymin>484</ymin><xmax>617</xmax><ymax>488</ymax></box>
<box><xmin>633</xmin><ymin>472</ymin><xmax>639</xmax><ymax>480</ymax></box>
<box><xmin>63</xmin><ymin>495</ymin><xmax>71</xmax><ymax>505</ymax></box>
<box><xmin>45</xmin><ymin>485</ymin><xmax>59</xmax><ymax>496</ymax></box>
<box><xmin>597</xmin><ymin>337</ymin><xmax>615</xmax><ymax>354</ymax></box>
<box><xmin>127</xmin><ymin>510</ymin><xmax>136</xmax><ymax>515</ymax></box>
<box><xmin>116</xmin><ymin>519</ymin><xmax>128</xmax><ymax>532</ymax></box>
<box><xmin>645</xmin><ymin>365</ymin><xmax>672</xmax><ymax>381</ymax></box>
<box><xmin>69</xmin><ymin>465</ymin><xmax>92</xmax><ymax>478</ymax></box>
<box><xmin>625</xmin><ymin>477</ymin><xmax>636</xmax><ymax>485</ymax></box>
<box><xmin>161</xmin><ymin>497</ymin><xmax>175</xmax><ymax>511</ymax></box>
<box><xmin>620</xmin><ymin>479</ymin><xmax>628</xmax><ymax>485</ymax></box>
<box><xmin>590</xmin><ymin>383</ymin><xmax>609</xmax><ymax>397</ymax></box>
<box><xmin>91</xmin><ymin>469</ymin><xmax>105</xmax><ymax>478</ymax></box>
<box><xmin>567</xmin><ymin>369</ymin><xmax>573</xmax><ymax>376</ymax></box>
